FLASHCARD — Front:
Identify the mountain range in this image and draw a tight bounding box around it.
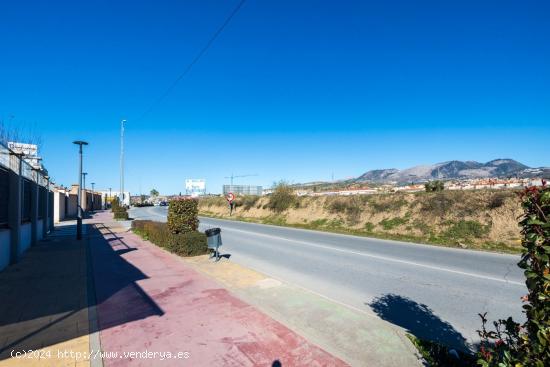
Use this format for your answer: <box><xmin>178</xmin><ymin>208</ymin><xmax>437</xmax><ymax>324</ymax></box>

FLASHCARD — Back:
<box><xmin>354</xmin><ymin>159</ymin><xmax>549</xmax><ymax>184</ymax></box>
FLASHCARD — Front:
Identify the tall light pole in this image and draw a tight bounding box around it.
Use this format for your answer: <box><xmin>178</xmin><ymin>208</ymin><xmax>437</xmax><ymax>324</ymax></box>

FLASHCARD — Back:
<box><xmin>91</xmin><ymin>182</ymin><xmax>95</xmax><ymax>211</ymax></box>
<box><xmin>120</xmin><ymin>119</ymin><xmax>126</xmax><ymax>206</ymax></box>
<box><xmin>73</xmin><ymin>141</ymin><xmax>88</xmax><ymax>240</ymax></box>
<box><xmin>82</xmin><ymin>172</ymin><xmax>88</xmax><ymax>212</ymax></box>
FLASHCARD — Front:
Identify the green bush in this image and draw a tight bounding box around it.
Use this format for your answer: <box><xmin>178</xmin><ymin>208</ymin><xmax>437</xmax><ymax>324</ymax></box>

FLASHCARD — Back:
<box><xmin>364</xmin><ymin>222</ymin><xmax>375</xmax><ymax>232</ymax></box>
<box><xmin>132</xmin><ymin>220</ymin><xmax>207</xmax><ymax>257</ymax></box>
<box><xmin>267</xmin><ymin>182</ymin><xmax>296</xmax><ymax>213</ymax></box>
<box><xmin>113</xmin><ymin>208</ymin><xmax>129</xmax><ymax>220</ymax></box>
<box><xmin>444</xmin><ymin>220</ymin><xmax>488</xmax><ymax>240</ymax></box>
<box><xmin>477</xmin><ymin>184</ymin><xmax>550</xmax><ymax>367</ymax></box>
<box><xmin>167</xmin><ymin>198</ymin><xmax>199</xmax><ymax>234</ymax></box>
<box><xmin>380</xmin><ymin>217</ymin><xmax>408</xmax><ymax>230</ymax></box>
<box><xmin>425</xmin><ymin>180</ymin><xmax>445</xmax><ymax>192</ymax></box>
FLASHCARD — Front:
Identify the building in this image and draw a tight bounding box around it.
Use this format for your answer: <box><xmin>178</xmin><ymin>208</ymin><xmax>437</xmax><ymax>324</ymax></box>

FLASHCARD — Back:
<box><xmin>96</xmin><ymin>190</ymin><xmax>131</xmax><ymax>207</ymax></box>
<box><xmin>185</xmin><ymin>179</ymin><xmax>206</xmax><ymax>197</ymax></box>
<box><xmin>223</xmin><ymin>185</ymin><xmax>263</xmax><ymax>196</ymax></box>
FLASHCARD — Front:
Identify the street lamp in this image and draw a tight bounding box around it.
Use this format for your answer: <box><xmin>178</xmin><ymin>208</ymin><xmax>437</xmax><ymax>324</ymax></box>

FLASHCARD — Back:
<box><xmin>73</xmin><ymin>141</ymin><xmax>88</xmax><ymax>240</ymax></box>
<box><xmin>120</xmin><ymin>119</ymin><xmax>126</xmax><ymax>206</ymax></box>
<box><xmin>91</xmin><ymin>182</ymin><xmax>95</xmax><ymax>211</ymax></box>
<box><xmin>82</xmin><ymin>172</ymin><xmax>88</xmax><ymax>211</ymax></box>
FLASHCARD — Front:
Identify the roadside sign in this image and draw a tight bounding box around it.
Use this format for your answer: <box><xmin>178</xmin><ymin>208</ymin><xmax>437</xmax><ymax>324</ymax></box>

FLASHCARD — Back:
<box><xmin>226</xmin><ymin>192</ymin><xmax>235</xmax><ymax>202</ymax></box>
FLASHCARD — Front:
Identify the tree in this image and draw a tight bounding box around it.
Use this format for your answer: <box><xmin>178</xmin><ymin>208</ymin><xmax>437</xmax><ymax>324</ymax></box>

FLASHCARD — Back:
<box><xmin>150</xmin><ymin>189</ymin><xmax>159</xmax><ymax>197</ymax></box>
<box><xmin>267</xmin><ymin>181</ymin><xmax>296</xmax><ymax>213</ymax></box>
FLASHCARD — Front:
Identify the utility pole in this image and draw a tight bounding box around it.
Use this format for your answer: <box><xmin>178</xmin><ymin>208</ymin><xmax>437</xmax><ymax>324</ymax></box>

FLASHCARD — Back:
<box><xmin>73</xmin><ymin>141</ymin><xmax>88</xmax><ymax>240</ymax></box>
<box><xmin>120</xmin><ymin>119</ymin><xmax>126</xmax><ymax>206</ymax></box>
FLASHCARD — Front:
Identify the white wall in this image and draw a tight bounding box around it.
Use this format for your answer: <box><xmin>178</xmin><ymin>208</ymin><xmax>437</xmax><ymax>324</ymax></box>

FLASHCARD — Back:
<box><xmin>0</xmin><ymin>229</ymin><xmax>10</xmax><ymax>272</ymax></box>
<box><xmin>20</xmin><ymin>223</ymin><xmax>32</xmax><ymax>256</ymax></box>
<box><xmin>54</xmin><ymin>191</ymin><xmax>66</xmax><ymax>223</ymax></box>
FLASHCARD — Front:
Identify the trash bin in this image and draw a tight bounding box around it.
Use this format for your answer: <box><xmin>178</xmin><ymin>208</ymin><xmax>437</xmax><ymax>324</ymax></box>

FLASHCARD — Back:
<box><xmin>205</xmin><ymin>227</ymin><xmax>222</xmax><ymax>261</ymax></box>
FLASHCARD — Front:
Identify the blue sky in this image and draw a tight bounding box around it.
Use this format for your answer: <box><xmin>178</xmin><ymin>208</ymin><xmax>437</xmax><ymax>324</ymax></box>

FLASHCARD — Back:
<box><xmin>1</xmin><ymin>1</ymin><xmax>548</xmax><ymax>194</ymax></box>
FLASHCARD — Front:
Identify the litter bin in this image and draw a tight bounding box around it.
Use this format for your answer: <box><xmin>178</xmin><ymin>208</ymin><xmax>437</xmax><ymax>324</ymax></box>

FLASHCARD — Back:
<box><xmin>205</xmin><ymin>227</ymin><xmax>222</xmax><ymax>261</ymax></box>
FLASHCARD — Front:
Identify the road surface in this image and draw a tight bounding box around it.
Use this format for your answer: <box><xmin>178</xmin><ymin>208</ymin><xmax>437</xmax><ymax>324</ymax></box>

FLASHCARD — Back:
<box><xmin>130</xmin><ymin>205</ymin><xmax>525</xmax><ymax>350</ymax></box>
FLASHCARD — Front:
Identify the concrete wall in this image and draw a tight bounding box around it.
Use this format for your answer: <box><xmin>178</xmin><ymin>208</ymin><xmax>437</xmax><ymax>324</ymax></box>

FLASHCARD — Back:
<box><xmin>37</xmin><ymin>220</ymin><xmax>43</xmax><ymax>241</ymax></box>
<box><xmin>19</xmin><ymin>223</ymin><xmax>32</xmax><ymax>256</ymax></box>
<box><xmin>0</xmin><ymin>229</ymin><xmax>10</xmax><ymax>272</ymax></box>
<box><xmin>67</xmin><ymin>194</ymin><xmax>78</xmax><ymax>218</ymax></box>
<box><xmin>54</xmin><ymin>191</ymin><xmax>67</xmax><ymax>223</ymax></box>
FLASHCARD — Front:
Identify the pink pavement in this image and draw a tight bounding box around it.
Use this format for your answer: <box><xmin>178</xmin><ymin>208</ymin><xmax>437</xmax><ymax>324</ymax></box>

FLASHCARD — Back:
<box><xmin>87</xmin><ymin>212</ymin><xmax>347</xmax><ymax>366</ymax></box>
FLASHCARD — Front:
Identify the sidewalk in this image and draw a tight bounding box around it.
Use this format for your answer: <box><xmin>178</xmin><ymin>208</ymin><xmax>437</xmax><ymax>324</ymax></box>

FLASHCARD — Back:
<box><xmin>88</xmin><ymin>211</ymin><xmax>345</xmax><ymax>366</ymax></box>
<box><xmin>0</xmin><ymin>221</ymin><xmax>91</xmax><ymax>367</ymax></box>
<box><xmin>1</xmin><ymin>211</ymin><xmax>346</xmax><ymax>366</ymax></box>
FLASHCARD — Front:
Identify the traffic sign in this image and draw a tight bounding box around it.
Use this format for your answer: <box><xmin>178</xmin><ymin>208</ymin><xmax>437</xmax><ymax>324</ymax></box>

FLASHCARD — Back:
<box><xmin>226</xmin><ymin>192</ymin><xmax>235</xmax><ymax>202</ymax></box>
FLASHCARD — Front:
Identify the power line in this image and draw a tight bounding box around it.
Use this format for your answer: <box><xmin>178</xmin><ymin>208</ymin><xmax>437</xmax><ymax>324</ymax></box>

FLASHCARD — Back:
<box><xmin>137</xmin><ymin>0</ymin><xmax>247</xmax><ymax>121</ymax></box>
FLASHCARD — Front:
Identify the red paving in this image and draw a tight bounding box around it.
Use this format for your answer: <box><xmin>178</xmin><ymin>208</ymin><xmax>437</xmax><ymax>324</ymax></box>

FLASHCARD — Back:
<box><xmin>88</xmin><ymin>212</ymin><xmax>347</xmax><ymax>366</ymax></box>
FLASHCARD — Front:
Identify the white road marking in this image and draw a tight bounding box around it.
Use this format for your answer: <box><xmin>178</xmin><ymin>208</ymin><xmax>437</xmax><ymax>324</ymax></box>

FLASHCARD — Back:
<box><xmin>220</xmin><ymin>226</ymin><xmax>524</xmax><ymax>287</ymax></box>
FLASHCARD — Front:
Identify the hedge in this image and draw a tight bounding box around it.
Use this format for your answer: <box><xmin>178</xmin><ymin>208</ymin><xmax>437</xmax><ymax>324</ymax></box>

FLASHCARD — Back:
<box><xmin>113</xmin><ymin>208</ymin><xmax>129</xmax><ymax>220</ymax></box>
<box><xmin>132</xmin><ymin>220</ymin><xmax>207</xmax><ymax>257</ymax></box>
<box><xmin>167</xmin><ymin>198</ymin><xmax>199</xmax><ymax>234</ymax></box>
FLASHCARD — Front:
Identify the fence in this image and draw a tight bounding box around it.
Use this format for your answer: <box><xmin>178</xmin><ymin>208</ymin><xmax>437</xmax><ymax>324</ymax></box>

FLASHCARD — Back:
<box><xmin>0</xmin><ymin>141</ymin><xmax>53</xmax><ymax>272</ymax></box>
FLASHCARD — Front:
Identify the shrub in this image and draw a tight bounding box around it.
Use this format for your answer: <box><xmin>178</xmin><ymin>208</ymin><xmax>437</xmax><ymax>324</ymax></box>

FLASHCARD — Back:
<box><xmin>167</xmin><ymin>198</ymin><xmax>199</xmax><ymax>234</ymax></box>
<box><xmin>113</xmin><ymin>208</ymin><xmax>129</xmax><ymax>220</ymax></box>
<box><xmin>364</xmin><ymin>222</ymin><xmax>375</xmax><ymax>232</ymax></box>
<box><xmin>326</xmin><ymin>197</ymin><xmax>364</xmax><ymax>224</ymax></box>
<box><xmin>236</xmin><ymin>195</ymin><xmax>260</xmax><ymax>210</ymax></box>
<box><xmin>425</xmin><ymin>180</ymin><xmax>445</xmax><ymax>192</ymax></box>
<box><xmin>444</xmin><ymin>220</ymin><xmax>488</xmax><ymax>240</ymax></box>
<box><xmin>111</xmin><ymin>197</ymin><xmax>120</xmax><ymax>212</ymax></box>
<box><xmin>477</xmin><ymin>184</ymin><xmax>550</xmax><ymax>366</ymax></box>
<box><xmin>380</xmin><ymin>217</ymin><xmax>408</xmax><ymax>230</ymax></box>
<box><xmin>487</xmin><ymin>192</ymin><xmax>512</xmax><ymax>210</ymax></box>
<box><xmin>267</xmin><ymin>182</ymin><xmax>295</xmax><ymax>213</ymax></box>
<box><xmin>420</xmin><ymin>192</ymin><xmax>457</xmax><ymax>217</ymax></box>
<box><xmin>369</xmin><ymin>195</ymin><xmax>408</xmax><ymax>213</ymax></box>
<box><xmin>132</xmin><ymin>220</ymin><xmax>207</xmax><ymax>257</ymax></box>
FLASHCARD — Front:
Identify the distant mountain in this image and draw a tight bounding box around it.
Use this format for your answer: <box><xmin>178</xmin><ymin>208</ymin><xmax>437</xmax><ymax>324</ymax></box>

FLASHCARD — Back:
<box><xmin>354</xmin><ymin>159</ymin><xmax>545</xmax><ymax>184</ymax></box>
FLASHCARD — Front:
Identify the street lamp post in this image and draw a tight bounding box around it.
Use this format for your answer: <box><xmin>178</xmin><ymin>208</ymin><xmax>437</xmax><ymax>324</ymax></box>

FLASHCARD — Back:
<box><xmin>82</xmin><ymin>172</ymin><xmax>88</xmax><ymax>211</ymax></box>
<box><xmin>91</xmin><ymin>182</ymin><xmax>95</xmax><ymax>211</ymax></box>
<box><xmin>73</xmin><ymin>141</ymin><xmax>88</xmax><ymax>240</ymax></box>
<box><xmin>120</xmin><ymin>119</ymin><xmax>126</xmax><ymax>206</ymax></box>
<box><xmin>108</xmin><ymin>187</ymin><xmax>112</xmax><ymax>208</ymax></box>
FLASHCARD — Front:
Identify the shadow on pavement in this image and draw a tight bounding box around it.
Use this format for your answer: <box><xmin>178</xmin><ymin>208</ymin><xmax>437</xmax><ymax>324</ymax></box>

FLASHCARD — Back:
<box><xmin>368</xmin><ymin>294</ymin><xmax>470</xmax><ymax>352</ymax></box>
<box><xmin>0</xmin><ymin>223</ymin><xmax>163</xmax><ymax>360</ymax></box>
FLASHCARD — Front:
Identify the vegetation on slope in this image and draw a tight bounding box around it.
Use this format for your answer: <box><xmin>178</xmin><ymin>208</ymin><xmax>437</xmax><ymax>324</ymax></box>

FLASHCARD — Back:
<box><xmin>199</xmin><ymin>187</ymin><xmax>523</xmax><ymax>253</ymax></box>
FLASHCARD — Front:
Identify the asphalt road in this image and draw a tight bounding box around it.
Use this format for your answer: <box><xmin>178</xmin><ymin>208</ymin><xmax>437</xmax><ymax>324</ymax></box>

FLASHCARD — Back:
<box><xmin>130</xmin><ymin>205</ymin><xmax>525</xmax><ymax>350</ymax></box>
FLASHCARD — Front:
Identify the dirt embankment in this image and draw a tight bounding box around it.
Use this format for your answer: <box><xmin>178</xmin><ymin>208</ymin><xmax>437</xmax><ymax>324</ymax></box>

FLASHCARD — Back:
<box><xmin>199</xmin><ymin>190</ymin><xmax>523</xmax><ymax>253</ymax></box>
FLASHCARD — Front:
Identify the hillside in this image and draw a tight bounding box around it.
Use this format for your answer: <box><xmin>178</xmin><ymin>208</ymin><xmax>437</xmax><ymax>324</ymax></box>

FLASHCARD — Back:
<box><xmin>295</xmin><ymin>159</ymin><xmax>548</xmax><ymax>188</ymax></box>
<box><xmin>356</xmin><ymin>159</ymin><xmax>537</xmax><ymax>183</ymax></box>
<box><xmin>199</xmin><ymin>190</ymin><xmax>524</xmax><ymax>253</ymax></box>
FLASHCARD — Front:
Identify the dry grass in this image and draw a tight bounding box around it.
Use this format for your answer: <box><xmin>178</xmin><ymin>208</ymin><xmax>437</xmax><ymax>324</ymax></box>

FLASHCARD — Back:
<box><xmin>198</xmin><ymin>190</ymin><xmax>523</xmax><ymax>253</ymax></box>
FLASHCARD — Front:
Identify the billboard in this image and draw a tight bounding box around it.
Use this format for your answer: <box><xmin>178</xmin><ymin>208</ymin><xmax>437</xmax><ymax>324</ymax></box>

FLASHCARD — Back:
<box><xmin>8</xmin><ymin>142</ymin><xmax>38</xmax><ymax>157</ymax></box>
<box><xmin>185</xmin><ymin>179</ymin><xmax>206</xmax><ymax>197</ymax></box>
